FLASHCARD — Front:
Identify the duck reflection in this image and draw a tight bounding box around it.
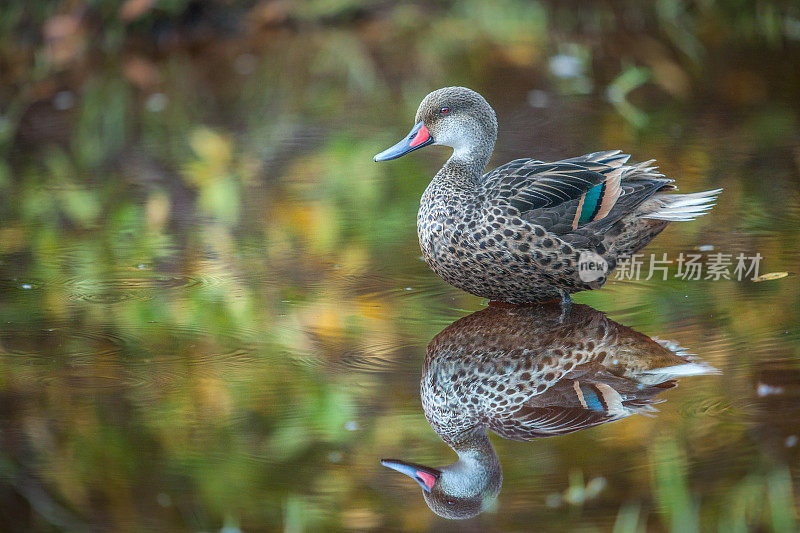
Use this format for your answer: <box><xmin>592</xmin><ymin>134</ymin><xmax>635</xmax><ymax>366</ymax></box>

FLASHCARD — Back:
<box><xmin>382</xmin><ymin>303</ymin><xmax>717</xmax><ymax>519</ymax></box>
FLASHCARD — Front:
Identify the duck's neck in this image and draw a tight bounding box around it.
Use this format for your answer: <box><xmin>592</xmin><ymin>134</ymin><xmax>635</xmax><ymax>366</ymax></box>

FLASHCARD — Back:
<box><xmin>449</xmin><ymin>138</ymin><xmax>493</xmax><ymax>169</ymax></box>
<box><xmin>442</xmin><ymin>142</ymin><xmax>494</xmax><ymax>182</ymax></box>
<box><xmin>444</xmin><ymin>428</ymin><xmax>502</xmax><ymax>494</ymax></box>
<box><xmin>435</xmin><ymin>131</ymin><xmax>495</xmax><ymax>189</ymax></box>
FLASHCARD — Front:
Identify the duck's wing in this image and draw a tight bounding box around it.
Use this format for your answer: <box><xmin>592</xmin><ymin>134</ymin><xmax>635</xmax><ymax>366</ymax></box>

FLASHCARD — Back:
<box><xmin>481</xmin><ymin>159</ymin><xmax>610</xmax><ymax>214</ymax></box>
<box><xmin>557</xmin><ymin>149</ymin><xmax>633</xmax><ymax>167</ymax></box>
<box><xmin>494</xmin><ymin>405</ymin><xmax>621</xmax><ymax>440</ymax></box>
<box><xmin>481</xmin><ymin>151</ymin><xmax>673</xmax><ymax>237</ymax></box>
<box><xmin>489</xmin><ymin>376</ymin><xmax>667</xmax><ymax>440</ymax></box>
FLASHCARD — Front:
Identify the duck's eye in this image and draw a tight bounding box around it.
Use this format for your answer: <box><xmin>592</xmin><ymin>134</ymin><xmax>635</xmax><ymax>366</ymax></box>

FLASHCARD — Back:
<box><xmin>439</xmin><ymin>107</ymin><xmax>450</xmax><ymax>114</ymax></box>
<box><xmin>447</xmin><ymin>499</ymin><xmax>455</xmax><ymax>505</ymax></box>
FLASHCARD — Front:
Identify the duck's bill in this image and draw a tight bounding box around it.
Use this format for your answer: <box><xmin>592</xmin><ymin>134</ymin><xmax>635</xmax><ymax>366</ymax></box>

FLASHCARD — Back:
<box><xmin>381</xmin><ymin>458</ymin><xmax>441</xmax><ymax>492</ymax></box>
<box><xmin>373</xmin><ymin>121</ymin><xmax>434</xmax><ymax>162</ymax></box>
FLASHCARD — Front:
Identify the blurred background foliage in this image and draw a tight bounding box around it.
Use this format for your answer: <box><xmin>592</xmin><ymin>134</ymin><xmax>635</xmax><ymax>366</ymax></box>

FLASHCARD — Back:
<box><xmin>0</xmin><ymin>0</ymin><xmax>799</xmax><ymax>531</ymax></box>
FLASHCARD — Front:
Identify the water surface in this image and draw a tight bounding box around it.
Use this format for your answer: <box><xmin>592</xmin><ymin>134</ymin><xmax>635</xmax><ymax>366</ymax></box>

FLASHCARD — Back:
<box><xmin>1</xmin><ymin>2</ymin><xmax>799</xmax><ymax>531</ymax></box>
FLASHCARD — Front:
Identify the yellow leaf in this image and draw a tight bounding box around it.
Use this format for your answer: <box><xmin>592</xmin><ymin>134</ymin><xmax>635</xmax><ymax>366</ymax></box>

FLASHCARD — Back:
<box><xmin>752</xmin><ymin>272</ymin><xmax>791</xmax><ymax>282</ymax></box>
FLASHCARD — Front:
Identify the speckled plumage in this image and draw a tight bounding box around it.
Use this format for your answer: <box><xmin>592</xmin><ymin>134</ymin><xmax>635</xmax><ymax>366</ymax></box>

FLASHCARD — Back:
<box><xmin>384</xmin><ymin>303</ymin><xmax>716</xmax><ymax>519</ymax></box>
<box><xmin>377</xmin><ymin>87</ymin><xmax>721</xmax><ymax>303</ymax></box>
<box><xmin>421</xmin><ymin>303</ymin><xmax>708</xmax><ymax>448</ymax></box>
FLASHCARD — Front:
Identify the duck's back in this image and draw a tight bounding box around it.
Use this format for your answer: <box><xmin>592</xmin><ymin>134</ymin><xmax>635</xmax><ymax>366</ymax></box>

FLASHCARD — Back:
<box><xmin>417</xmin><ymin>149</ymin><xmax>719</xmax><ymax>303</ymax></box>
<box><xmin>420</xmin><ymin>304</ymin><xmax>695</xmax><ymax>445</ymax></box>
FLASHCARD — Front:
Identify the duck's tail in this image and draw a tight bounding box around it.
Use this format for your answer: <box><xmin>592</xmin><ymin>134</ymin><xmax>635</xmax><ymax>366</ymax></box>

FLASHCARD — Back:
<box><xmin>642</xmin><ymin>188</ymin><xmax>722</xmax><ymax>221</ymax></box>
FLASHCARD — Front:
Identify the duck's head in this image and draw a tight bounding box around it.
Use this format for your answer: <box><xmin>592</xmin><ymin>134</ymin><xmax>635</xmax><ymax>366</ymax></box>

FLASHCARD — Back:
<box><xmin>380</xmin><ymin>447</ymin><xmax>502</xmax><ymax>519</ymax></box>
<box><xmin>373</xmin><ymin>87</ymin><xmax>498</xmax><ymax>165</ymax></box>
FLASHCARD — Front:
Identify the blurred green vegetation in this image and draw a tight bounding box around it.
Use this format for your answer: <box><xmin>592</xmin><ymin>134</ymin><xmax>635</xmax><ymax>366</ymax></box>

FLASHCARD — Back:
<box><xmin>1</xmin><ymin>0</ymin><xmax>799</xmax><ymax>531</ymax></box>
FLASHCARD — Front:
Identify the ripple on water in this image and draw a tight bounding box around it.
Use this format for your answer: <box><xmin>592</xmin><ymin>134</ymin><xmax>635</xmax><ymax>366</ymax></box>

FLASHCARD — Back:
<box><xmin>64</xmin><ymin>272</ymin><xmax>233</xmax><ymax>303</ymax></box>
<box><xmin>330</xmin><ymin>341</ymin><xmax>421</xmax><ymax>375</ymax></box>
<box><xmin>327</xmin><ymin>264</ymin><xmax>453</xmax><ymax>301</ymax></box>
<box><xmin>114</xmin><ymin>324</ymin><xmax>263</xmax><ymax>388</ymax></box>
<box><xmin>5</xmin><ymin>238</ymin><xmax>262</xmax><ymax>303</ymax></box>
<box><xmin>283</xmin><ymin>332</ymin><xmax>420</xmax><ymax>377</ymax></box>
<box><xmin>0</xmin><ymin>326</ymin><xmax>141</xmax><ymax>391</ymax></box>
<box><xmin>0</xmin><ymin>327</ymin><xmax>135</xmax><ymax>360</ymax></box>
<box><xmin>0</xmin><ymin>322</ymin><xmax>263</xmax><ymax>392</ymax></box>
<box><xmin>1</xmin><ymin>271</ymin><xmax>240</xmax><ymax>304</ymax></box>
<box><xmin>677</xmin><ymin>397</ymin><xmax>737</xmax><ymax>419</ymax></box>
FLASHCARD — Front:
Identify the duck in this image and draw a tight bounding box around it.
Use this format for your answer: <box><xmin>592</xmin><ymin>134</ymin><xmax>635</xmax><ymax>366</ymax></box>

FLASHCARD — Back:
<box><xmin>374</xmin><ymin>87</ymin><xmax>721</xmax><ymax>304</ymax></box>
<box><xmin>381</xmin><ymin>303</ymin><xmax>718</xmax><ymax>519</ymax></box>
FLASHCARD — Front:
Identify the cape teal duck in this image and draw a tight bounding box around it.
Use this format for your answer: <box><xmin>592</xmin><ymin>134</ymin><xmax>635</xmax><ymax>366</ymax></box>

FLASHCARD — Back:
<box><xmin>374</xmin><ymin>87</ymin><xmax>721</xmax><ymax>304</ymax></box>
<box><xmin>381</xmin><ymin>303</ymin><xmax>718</xmax><ymax>519</ymax></box>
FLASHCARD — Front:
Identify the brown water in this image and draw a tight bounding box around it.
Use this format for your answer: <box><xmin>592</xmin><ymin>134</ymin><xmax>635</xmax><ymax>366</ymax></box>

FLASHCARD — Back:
<box><xmin>1</xmin><ymin>3</ymin><xmax>799</xmax><ymax>531</ymax></box>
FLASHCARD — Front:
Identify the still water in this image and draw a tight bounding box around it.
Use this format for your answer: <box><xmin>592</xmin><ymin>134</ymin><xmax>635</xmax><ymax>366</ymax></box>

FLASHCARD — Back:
<box><xmin>1</xmin><ymin>4</ymin><xmax>800</xmax><ymax>531</ymax></box>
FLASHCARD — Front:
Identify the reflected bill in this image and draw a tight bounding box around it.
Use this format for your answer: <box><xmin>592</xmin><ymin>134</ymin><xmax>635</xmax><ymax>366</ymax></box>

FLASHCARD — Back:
<box><xmin>381</xmin><ymin>302</ymin><xmax>718</xmax><ymax>519</ymax></box>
